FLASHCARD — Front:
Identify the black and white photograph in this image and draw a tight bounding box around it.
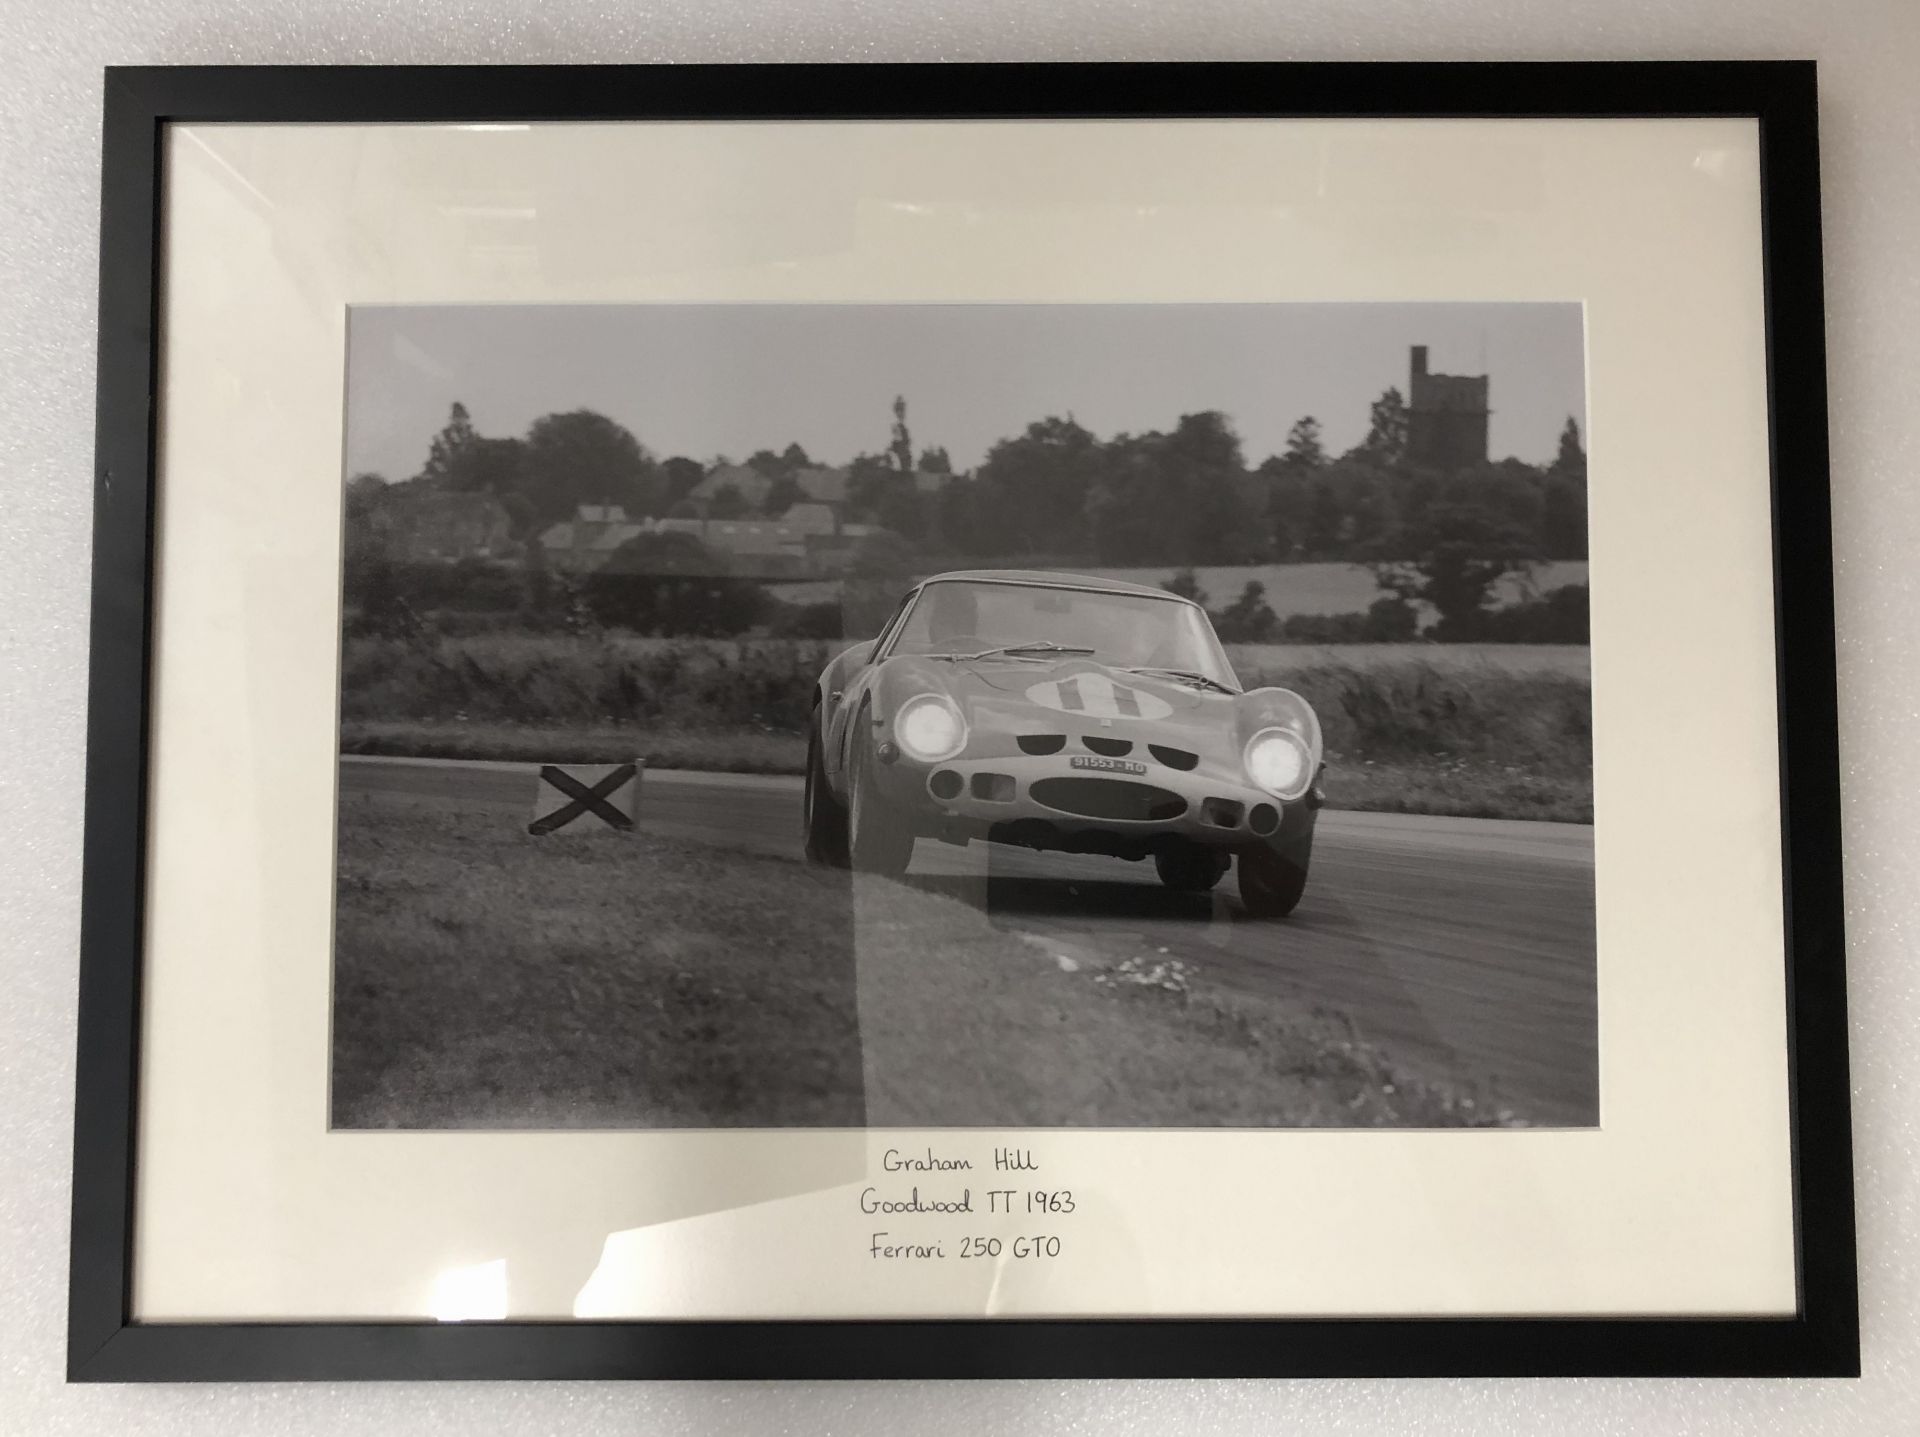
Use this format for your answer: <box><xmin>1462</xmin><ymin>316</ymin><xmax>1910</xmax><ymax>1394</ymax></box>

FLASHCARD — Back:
<box><xmin>330</xmin><ymin>301</ymin><xmax>1595</xmax><ymax>1132</ymax></box>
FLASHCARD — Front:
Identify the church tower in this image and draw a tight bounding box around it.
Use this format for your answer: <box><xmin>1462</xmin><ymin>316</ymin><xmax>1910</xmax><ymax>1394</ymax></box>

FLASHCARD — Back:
<box><xmin>1405</xmin><ymin>345</ymin><xmax>1490</xmax><ymax>470</ymax></box>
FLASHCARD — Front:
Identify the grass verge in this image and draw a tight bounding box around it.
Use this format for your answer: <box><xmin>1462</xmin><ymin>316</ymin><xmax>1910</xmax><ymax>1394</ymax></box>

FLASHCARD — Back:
<box><xmin>341</xmin><ymin>720</ymin><xmax>807</xmax><ymax>775</ymax></box>
<box><xmin>333</xmin><ymin>800</ymin><xmax>1500</xmax><ymax>1129</ymax></box>
<box><xmin>338</xmin><ymin>722</ymin><xmax>1591</xmax><ymax>822</ymax></box>
<box><xmin>1320</xmin><ymin>760</ymin><xmax>1592</xmax><ymax>823</ymax></box>
<box><xmin>338</xmin><ymin>635</ymin><xmax>1593</xmax><ymax>821</ymax></box>
<box><xmin>332</xmin><ymin>797</ymin><xmax>865</xmax><ymax>1128</ymax></box>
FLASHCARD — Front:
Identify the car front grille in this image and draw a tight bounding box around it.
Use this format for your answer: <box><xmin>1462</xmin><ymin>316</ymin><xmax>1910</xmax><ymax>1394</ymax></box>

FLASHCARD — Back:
<box><xmin>1028</xmin><ymin>777</ymin><xmax>1188</xmax><ymax>823</ymax></box>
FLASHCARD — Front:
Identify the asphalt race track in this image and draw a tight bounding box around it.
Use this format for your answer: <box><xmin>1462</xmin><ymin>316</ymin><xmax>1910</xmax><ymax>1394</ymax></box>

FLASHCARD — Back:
<box><xmin>338</xmin><ymin>755</ymin><xmax>1598</xmax><ymax>1125</ymax></box>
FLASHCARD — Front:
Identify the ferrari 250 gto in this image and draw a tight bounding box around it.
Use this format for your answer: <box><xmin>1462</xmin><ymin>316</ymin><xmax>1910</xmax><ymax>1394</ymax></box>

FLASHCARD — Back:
<box><xmin>802</xmin><ymin>570</ymin><xmax>1325</xmax><ymax>917</ymax></box>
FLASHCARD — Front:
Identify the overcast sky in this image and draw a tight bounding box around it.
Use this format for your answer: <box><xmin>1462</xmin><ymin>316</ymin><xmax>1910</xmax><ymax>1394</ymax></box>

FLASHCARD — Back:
<box><xmin>343</xmin><ymin>302</ymin><xmax>1586</xmax><ymax>482</ymax></box>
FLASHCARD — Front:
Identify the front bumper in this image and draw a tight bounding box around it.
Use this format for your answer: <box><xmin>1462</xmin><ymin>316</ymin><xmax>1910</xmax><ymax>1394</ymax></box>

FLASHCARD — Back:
<box><xmin>870</xmin><ymin>748</ymin><xmax>1320</xmax><ymax>859</ymax></box>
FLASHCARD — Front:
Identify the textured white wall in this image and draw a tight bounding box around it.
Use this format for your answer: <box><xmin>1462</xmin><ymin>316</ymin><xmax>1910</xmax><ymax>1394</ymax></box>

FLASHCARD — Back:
<box><xmin>3</xmin><ymin>2</ymin><xmax>1914</xmax><ymax>1431</ymax></box>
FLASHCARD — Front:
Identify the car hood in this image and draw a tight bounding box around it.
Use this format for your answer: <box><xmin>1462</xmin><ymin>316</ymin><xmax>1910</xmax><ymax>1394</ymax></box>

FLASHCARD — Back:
<box><xmin>941</xmin><ymin>656</ymin><xmax>1216</xmax><ymax>718</ymax></box>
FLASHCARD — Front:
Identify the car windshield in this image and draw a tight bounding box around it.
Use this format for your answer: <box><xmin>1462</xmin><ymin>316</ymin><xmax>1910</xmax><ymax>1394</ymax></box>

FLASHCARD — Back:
<box><xmin>886</xmin><ymin>580</ymin><xmax>1238</xmax><ymax>689</ymax></box>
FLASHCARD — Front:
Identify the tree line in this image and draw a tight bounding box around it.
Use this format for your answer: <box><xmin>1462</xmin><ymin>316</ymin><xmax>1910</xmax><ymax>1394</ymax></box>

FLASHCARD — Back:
<box><xmin>345</xmin><ymin>387</ymin><xmax>1588</xmax><ymax>642</ymax></box>
<box><xmin>354</xmin><ymin>388</ymin><xmax>1587</xmax><ymax>568</ymax></box>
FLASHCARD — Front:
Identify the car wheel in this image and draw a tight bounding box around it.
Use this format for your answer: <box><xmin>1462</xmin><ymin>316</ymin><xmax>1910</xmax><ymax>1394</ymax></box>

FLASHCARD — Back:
<box><xmin>847</xmin><ymin>719</ymin><xmax>914</xmax><ymax>877</ymax></box>
<box><xmin>803</xmin><ymin>718</ymin><xmax>849</xmax><ymax>867</ymax></box>
<box><xmin>1154</xmin><ymin>845</ymin><xmax>1228</xmax><ymax>893</ymax></box>
<box><xmin>1237</xmin><ymin>835</ymin><xmax>1312</xmax><ymax>918</ymax></box>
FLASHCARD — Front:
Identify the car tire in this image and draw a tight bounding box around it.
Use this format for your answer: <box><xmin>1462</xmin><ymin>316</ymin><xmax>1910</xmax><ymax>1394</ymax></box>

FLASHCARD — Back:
<box><xmin>803</xmin><ymin>718</ymin><xmax>849</xmax><ymax>867</ymax></box>
<box><xmin>847</xmin><ymin>718</ymin><xmax>914</xmax><ymax>878</ymax></box>
<box><xmin>1154</xmin><ymin>845</ymin><xmax>1228</xmax><ymax>893</ymax></box>
<box><xmin>1237</xmin><ymin>834</ymin><xmax>1312</xmax><ymax>918</ymax></box>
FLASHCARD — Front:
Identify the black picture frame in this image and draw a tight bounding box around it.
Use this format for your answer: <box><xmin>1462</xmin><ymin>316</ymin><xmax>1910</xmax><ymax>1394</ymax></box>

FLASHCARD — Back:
<box><xmin>69</xmin><ymin>59</ymin><xmax>1857</xmax><ymax>1382</ymax></box>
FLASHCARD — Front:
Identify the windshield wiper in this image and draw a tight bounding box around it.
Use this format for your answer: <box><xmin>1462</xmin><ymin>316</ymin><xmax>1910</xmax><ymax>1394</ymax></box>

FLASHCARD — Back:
<box><xmin>936</xmin><ymin>640</ymin><xmax>1097</xmax><ymax>662</ymax></box>
<box><xmin>1126</xmin><ymin>666</ymin><xmax>1238</xmax><ymax>694</ymax></box>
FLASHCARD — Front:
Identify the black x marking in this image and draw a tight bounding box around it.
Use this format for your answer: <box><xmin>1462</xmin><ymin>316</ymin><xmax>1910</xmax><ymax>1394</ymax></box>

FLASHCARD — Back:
<box><xmin>528</xmin><ymin>764</ymin><xmax>637</xmax><ymax>835</ymax></box>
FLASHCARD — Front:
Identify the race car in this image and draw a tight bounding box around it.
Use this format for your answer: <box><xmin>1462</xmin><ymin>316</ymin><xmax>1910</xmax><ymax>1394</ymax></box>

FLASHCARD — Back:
<box><xmin>802</xmin><ymin>570</ymin><xmax>1324</xmax><ymax>917</ymax></box>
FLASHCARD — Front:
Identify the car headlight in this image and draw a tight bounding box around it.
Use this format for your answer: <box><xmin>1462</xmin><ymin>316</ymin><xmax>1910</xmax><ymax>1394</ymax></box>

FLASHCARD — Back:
<box><xmin>894</xmin><ymin>694</ymin><xmax>967</xmax><ymax>762</ymax></box>
<box><xmin>1244</xmin><ymin>728</ymin><xmax>1312</xmax><ymax>799</ymax></box>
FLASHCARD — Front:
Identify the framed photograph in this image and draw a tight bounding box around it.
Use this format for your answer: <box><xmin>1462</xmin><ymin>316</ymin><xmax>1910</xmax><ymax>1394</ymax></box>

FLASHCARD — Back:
<box><xmin>69</xmin><ymin>61</ymin><xmax>1857</xmax><ymax>1380</ymax></box>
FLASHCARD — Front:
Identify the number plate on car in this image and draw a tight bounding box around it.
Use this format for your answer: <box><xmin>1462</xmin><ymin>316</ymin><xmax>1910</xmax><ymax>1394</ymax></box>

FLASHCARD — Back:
<box><xmin>1070</xmin><ymin>756</ymin><xmax>1147</xmax><ymax>775</ymax></box>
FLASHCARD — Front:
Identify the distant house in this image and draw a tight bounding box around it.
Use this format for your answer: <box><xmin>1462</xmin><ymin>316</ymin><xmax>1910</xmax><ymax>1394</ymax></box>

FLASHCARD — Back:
<box><xmin>537</xmin><ymin>504</ymin><xmax>646</xmax><ymax>573</ymax></box>
<box><xmin>702</xmin><ymin>520</ymin><xmax>806</xmax><ymax>558</ymax></box>
<box><xmin>792</xmin><ymin>466</ymin><xmax>853</xmax><ymax>506</ymax></box>
<box><xmin>366</xmin><ymin>484</ymin><xmax>514</xmax><ymax>562</ymax></box>
<box><xmin>686</xmin><ymin>464</ymin><xmax>774</xmax><ymax>512</ymax></box>
<box><xmin>803</xmin><ymin>521</ymin><xmax>886</xmax><ymax>577</ymax></box>
<box><xmin>782</xmin><ymin>502</ymin><xmax>839</xmax><ymax>536</ymax></box>
<box><xmin>539</xmin><ymin>504</ymin><xmax>824</xmax><ymax>578</ymax></box>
